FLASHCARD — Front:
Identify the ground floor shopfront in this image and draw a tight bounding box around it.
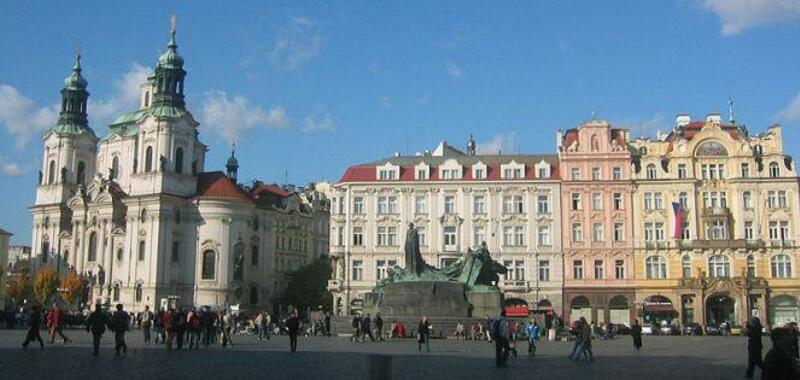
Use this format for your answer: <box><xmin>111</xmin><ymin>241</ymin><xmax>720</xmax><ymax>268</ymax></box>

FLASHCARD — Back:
<box><xmin>563</xmin><ymin>287</ymin><xmax>636</xmax><ymax>327</ymax></box>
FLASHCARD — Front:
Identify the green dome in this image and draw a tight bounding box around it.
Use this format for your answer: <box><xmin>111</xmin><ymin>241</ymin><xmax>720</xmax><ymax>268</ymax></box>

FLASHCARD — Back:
<box><xmin>226</xmin><ymin>152</ymin><xmax>239</xmax><ymax>168</ymax></box>
<box><xmin>158</xmin><ymin>31</ymin><xmax>184</xmax><ymax>68</ymax></box>
<box><xmin>63</xmin><ymin>55</ymin><xmax>87</xmax><ymax>89</ymax></box>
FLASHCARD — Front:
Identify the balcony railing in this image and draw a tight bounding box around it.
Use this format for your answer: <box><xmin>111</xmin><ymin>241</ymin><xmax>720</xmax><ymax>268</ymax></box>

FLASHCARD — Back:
<box><xmin>701</xmin><ymin>206</ymin><xmax>730</xmax><ymax>217</ymax></box>
<box><xmin>677</xmin><ymin>239</ymin><xmax>763</xmax><ymax>250</ymax></box>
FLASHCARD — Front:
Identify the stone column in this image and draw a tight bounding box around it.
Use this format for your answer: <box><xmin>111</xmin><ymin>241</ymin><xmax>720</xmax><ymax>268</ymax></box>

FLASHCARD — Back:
<box><xmin>102</xmin><ymin>220</ymin><xmax>112</xmax><ymax>287</ymax></box>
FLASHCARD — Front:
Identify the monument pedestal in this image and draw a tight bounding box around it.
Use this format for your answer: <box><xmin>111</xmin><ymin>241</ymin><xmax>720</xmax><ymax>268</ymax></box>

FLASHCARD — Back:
<box><xmin>364</xmin><ymin>281</ymin><xmax>470</xmax><ymax>318</ymax></box>
<box><xmin>467</xmin><ymin>289</ymin><xmax>504</xmax><ymax>318</ymax></box>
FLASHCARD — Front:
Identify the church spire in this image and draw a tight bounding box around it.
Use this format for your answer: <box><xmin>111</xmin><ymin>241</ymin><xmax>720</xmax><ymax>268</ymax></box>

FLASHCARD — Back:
<box><xmin>54</xmin><ymin>52</ymin><xmax>90</xmax><ymax>131</ymax></box>
<box><xmin>152</xmin><ymin>15</ymin><xmax>186</xmax><ymax>109</ymax></box>
<box><xmin>226</xmin><ymin>144</ymin><xmax>239</xmax><ymax>183</ymax></box>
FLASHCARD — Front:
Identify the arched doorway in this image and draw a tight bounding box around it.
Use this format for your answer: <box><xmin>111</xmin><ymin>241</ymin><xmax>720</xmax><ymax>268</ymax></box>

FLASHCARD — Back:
<box><xmin>504</xmin><ymin>298</ymin><xmax>529</xmax><ymax>318</ymax></box>
<box><xmin>609</xmin><ymin>295</ymin><xmax>631</xmax><ymax>327</ymax></box>
<box><xmin>769</xmin><ymin>295</ymin><xmax>799</xmax><ymax>327</ymax></box>
<box><xmin>643</xmin><ymin>295</ymin><xmax>676</xmax><ymax>325</ymax></box>
<box><xmin>571</xmin><ymin>296</ymin><xmax>591</xmax><ymax>322</ymax></box>
<box><xmin>706</xmin><ymin>293</ymin><xmax>736</xmax><ymax>326</ymax></box>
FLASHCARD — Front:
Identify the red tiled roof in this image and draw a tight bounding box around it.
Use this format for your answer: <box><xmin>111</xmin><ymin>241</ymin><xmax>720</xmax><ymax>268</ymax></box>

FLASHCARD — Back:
<box><xmin>196</xmin><ymin>172</ymin><xmax>252</xmax><ymax>202</ymax></box>
<box><xmin>338</xmin><ymin>162</ymin><xmax>560</xmax><ymax>183</ymax></box>
<box><xmin>665</xmin><ymin>122</ymin><xmax>740</xmax><ymax>154</ymax></box>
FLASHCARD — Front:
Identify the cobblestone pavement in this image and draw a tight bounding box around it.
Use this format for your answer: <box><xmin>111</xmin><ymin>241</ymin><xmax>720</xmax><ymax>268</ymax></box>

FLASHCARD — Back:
<box><xmin>0</xmin><ymin>329</ymin><xmax>762</xmax><ymax>380</ymax></box>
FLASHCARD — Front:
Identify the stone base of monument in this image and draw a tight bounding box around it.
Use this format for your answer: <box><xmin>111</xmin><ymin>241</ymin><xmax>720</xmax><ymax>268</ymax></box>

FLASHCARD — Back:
<box><xmin>364</xmin><ymin>281</ymin><xmax>471</xmax><ymax>318</ymax></box>
<box><xmin>466</xmin><ymin>289</ymin><xmax>504</xmax><ymax>318</ymax></box>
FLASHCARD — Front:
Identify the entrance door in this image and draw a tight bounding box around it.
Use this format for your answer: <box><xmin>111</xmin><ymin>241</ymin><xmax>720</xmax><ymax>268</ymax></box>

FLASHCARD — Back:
<box><xmin>706</xmin><ymin>294</ymin><xmax>736</xmax><ymax>326</ymax></box>
<box><xmin>571</xmin><ymin>296</ymin><xmax>591</xmax><ymax>322</ymax></box>
<box><xmin>609</xmin><ymin>296</ymin><xmax>631</xmax><ymax>327</ymax></box>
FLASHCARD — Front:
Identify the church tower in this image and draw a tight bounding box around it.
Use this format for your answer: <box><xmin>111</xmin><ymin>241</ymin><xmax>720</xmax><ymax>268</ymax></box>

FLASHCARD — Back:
<box><xmin>32</xmin><ymin>54</ymin><xmax>99</xmax><ymax>267</ymax></box>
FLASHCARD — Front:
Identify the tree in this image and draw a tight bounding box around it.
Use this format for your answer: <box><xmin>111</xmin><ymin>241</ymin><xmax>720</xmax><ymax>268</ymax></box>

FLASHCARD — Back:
<box><xmin>279</xmin><ymin>257</ymin><xmax>333</xmax><ymax>316</ymax></box>
<box><xmin>34</xmin><ymin>267</ymin><xmax>58</xmax><ymax>305</ymax></box>
<box><xmin>6</xmin><ymin>273</ymin><xmax>30</xmax><ymax>305</ymax></box>
<box><xmin>59</xmin><ymin>270</ymin><xmax>84</xmax><ymax>306</ymax></box>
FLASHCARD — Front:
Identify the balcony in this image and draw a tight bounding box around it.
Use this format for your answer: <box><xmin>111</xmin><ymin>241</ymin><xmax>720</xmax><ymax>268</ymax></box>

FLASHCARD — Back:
<box><xmin>701</xmin><ymin>206</ymin><xmax>730</xmax><ymax>218</ymax></box>
<box><xmin>677</xmin><ymin>239</ymin><xmax>763</xmax><ymax>250</ymax></box>
<box><xmin>644</xmin><ymin>241</ymin><xmax>668</xmax><ymax>249</ymax></box>
<box><xmin>770</xmin><ymin>240</ymin><xmax>795</xmax><ymax>248</ymax></box>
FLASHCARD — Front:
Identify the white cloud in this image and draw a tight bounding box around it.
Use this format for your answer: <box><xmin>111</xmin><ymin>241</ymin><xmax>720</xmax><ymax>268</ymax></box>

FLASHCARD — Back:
<box><xmin>612</xmin><ymin>113</ymin><xmax>667</xmax><ymax>138</ymax></box>
<box><xmin>0</xmin><ymin>84</ymin><xmax>59</xmax><ymax>149</ymax></box>
<box><xmin>445</xmin><ymin>62</ymin><xmax>463</xmax><ymax>80</ymax></box>
<box><xmin>776</xmin><ymin>92</ymin><xmax>800</xmax><ymax>122</ymax></box>
<box><xmin>477</xmin><ymin>132</ymin><xmax>517</xmax><ymax>155</ymax></box>
<box><xmin>201</xmin><ymin>90</ymin><xmax>290</xmax><ymax>143</ymax></box>
<box><xmin>88</xmin><ymin>63</ymin><xmax>151</xmax><ymax>127</ymax></box>
<box><xmin>1</xmin><ymin>162</ymin><xmax>25</xmax><ymax>177</ymax></box>
<box><xmin>701</xmin><ymin>0</ymin><xmax>800</xmax><ymax>36</ymax></box>
<box><xmin>302</xmin><ymin>113</ymin><xmax>335</xmax><ymax>133</ymax></box>
<box><xmin>270</xmin><ymin>17</ymin><xmax>323</xmax><ymax>70</ymax></box>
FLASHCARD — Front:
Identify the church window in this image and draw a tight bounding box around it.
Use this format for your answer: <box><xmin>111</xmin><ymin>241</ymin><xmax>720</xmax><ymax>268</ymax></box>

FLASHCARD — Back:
<box><xmin>175</xmin><ymin>147</ymin><xmax>184</xmax><ymax>174</ymax></box>
<box><xmin>48</xmin><ymin>160</ymin><xmax>56</xmax><ymax>184</ymax></box>
<box><xmin>87</xmin><ymin>232</ymin><xmax>97</xmax><ymax>262</ymax></box>
<box><xmin>171</xmin><ymin>242</ymin><xmax>179</xmax><ymax>263</ymax></box>
<box><xmin>77</xmin><ymin>161</ymin><xmax>86</xmax><ymax>185</ymax></box>
<box><xmin>111</xmin><ymin>157</ymin><xmax>120</xmax><ymax>179</ymax></box>
<box><xmin>145</xmin><ymin>146</ymin><xmax>154</xmax><ymax>172</ymax></box>
<box><xmin>251</xmin><ymin>244</ymin><xmax>259</xmax><ymax>266</ymax></box>
<box><xmin>134</xmin><ymin>283</ymin><xmax>143</xmax><ymax>302</ymax></box>
<box><xmin>202</xmin><ymin>250</ymin><xmax>216</xmax><ymax>280</ymax></box>
<box><xmin>249</xmin><ymin>286</ymin><xmax>258</xmax><ymax>305</ymax></box>
<box><xmin>138</xmin><ymin>240</ymin><xmax>146</xmax><ymax>261</ymax></box>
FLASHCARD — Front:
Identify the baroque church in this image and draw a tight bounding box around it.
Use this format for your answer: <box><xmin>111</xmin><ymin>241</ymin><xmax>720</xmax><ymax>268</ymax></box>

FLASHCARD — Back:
<box><xmin>29</xmin><ymin>26</ymin><xmax>330</xmax><ymax>312</ymax></box>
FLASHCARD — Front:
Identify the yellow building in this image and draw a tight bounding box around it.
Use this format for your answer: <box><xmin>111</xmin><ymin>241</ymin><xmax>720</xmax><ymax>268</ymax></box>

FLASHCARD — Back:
<box><xmin>630</xmin><ymin>113</ymin><xmax>800</xmax><ymax>328</ymax></box>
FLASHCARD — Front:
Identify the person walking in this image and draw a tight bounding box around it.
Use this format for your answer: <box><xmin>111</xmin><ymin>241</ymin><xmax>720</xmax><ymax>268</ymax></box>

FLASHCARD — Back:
<box><xmin>221</xmin><ymin>311</ymin><xmax>234</xmax><ymax>347</ymax></box>
<box><xmin>86</xmin><ymin>304</ymin><xmax>109</xmax><ymax>356</ymax></box>
<box><xmin>744</xmin><ymin>317</ymin><xmax>763</xmax><ymax>378</ymax></box>
<box><xmin>173</xmin><ymin>308</ymin><xmax>186</xmax><ymax>350</ymax></box>
<box><xmin>257</xmin><ymin>312</ymin><xmax>267</xmax><ymax>341</ymax></box>
<box><xmin>324</xmin><ymin>312</ymin><xmax>331</xmax><ymax>337</ymax></box>
<box><xmin>286</xmin><ymin>308</ymin><xmax>301</xmax><ymax>353</ymax></box>
<box><xmin>188</xmin><ymin>308</ymin><xmax>201</xmax><ymax>349</ymax></box>
<box><xmin>163</xmin><ymin>308</ymin><xmax>175</xmax><ymax>349</ymax></box>
<box><xmin>110</xmin><ymin>304</ymin><xmax>129</xmax><ymax>355</ymax></box>
<box><xmin>201</xmin><ymin>308</ymin><xmax>215</xmax><ymax>348</ymax></box>
<box><xmin>577</xmin><ymin>317</ymin><xmax>594</xmax><ymax>362</ymax></box>
<box><xmin>22</xmin><ymin>305</ymin><xmax>45</xmax><ymax>349</ymax></box>
<box><xmin>526</xmin><ymin>317</ymin><xmax>540</xmax><ymax>357</ymax></box>
<box><xmin>374</xmin><ymin>313</ymin><xmax>384</xmax><ymax>341</ymax></box>
<box><xmin>362</xmin><ymin>313</ymin><xmax>375</xmax><ymax>342</ymax></box>
<box><xmin>48</xmin><ymin>304</ymin><xmax>71</xmax><ymax>343</ymax></box>
<box><xmin>762</xmin><ymin>327</ymin><xmax>800</xmax><ymax>380</ymax></box>
<box><xmin>491</xmin><ymin>311</ymin><xmax>511</xmax><ymax>367</ymax></box>
<box><xmin>351</xmin><ymin>314</ymin><xmax>362</xmax><ymax>342</ymax></box>
<box><xmin>154</xmin><ymin>309</ymin><xmax>164</xmax><ymax>344</ymax></box>
<box><xmin>417</xmin><ymin>316</ymin><xmax>431</xmax><ymax>353</ymax></box>
<box><xmin>141</xmin><ymin>306</ymin><xmax>154</xmax><ymax>344</ymax></box>
<box><xmin>631</xmin><ymin>319</ymin><xmax>643</xmax><ymax>351</ymax></box>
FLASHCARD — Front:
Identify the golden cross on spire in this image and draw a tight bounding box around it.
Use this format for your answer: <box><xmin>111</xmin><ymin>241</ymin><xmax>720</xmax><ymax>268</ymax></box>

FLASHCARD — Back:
<box><xmin>170</xmin><ymin>14</ymin><xmax>177</xmax><ymax>34</ymax></box>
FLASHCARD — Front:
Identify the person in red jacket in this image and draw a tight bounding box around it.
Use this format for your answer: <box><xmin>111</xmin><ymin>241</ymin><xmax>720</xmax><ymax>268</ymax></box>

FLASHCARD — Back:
<box><xmin>163</xmin><ymin>308</ymin><xmax>175</xmax><ymax>349</ymax></box>
<box><xmin>48</xmin><ymin>304</ymin><xmax>71</xmax><ymax>344</ymax></box>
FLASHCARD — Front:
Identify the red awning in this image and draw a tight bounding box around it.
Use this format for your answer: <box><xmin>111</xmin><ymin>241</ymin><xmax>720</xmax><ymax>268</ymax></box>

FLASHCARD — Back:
<box><xmin>505</xmin><ymin>305</ymin><xmax>529</xmax><ymax>317</ymax></box>
<box><xmin>644</xmin><ymin>304</ymin><xmax>676</xmax><ymax>313</ymax></box>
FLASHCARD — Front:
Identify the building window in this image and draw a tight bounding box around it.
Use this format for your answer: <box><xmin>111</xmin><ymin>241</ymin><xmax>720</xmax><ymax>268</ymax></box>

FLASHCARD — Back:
<box><xmin>571</xmin><ymin>193</ymin><xmax>581</xmax><ymax>210</ymax></box>
<box><xmin>417</xmin><ymin>226</ymin><xmax>427</xmax><ymax>246</ymax></box>
<box><xmin>646</xmin><ymin>164</ymin><xmax>657</xmax><ymax>179</ymax></box>
<box><xmin>654</xmin><ymin>192</ymin><xmax>664</xmax><ymax>209</ymax></box>
<box><xmin>594</xmin><ymin>260</ymin><xmax>604</xmax><ymax>279</ymax></box>
<box><xmin>768</xmin><ymin>191</ymin><xmax>778</xmax><ymax>209</ymax></box>
<box><xmin>503</xmin><ymin>226</ymin><xmax>524</xmax><ymax>246</ymax></box>
<box><xmin>352</xmin><ymin>260</ymin><xmax>363</xmax><ymax>281</ymax></box>
<box><xmin>573</xmin><ymin>260</ymin><xmax>583</xmax><ymax>280</ymax></box>
<box><xmin>352</xmin><ymin>227</ymin><xmax>363</xmax><ymax>246</ymax></box>
<box><xmin>571</xmin><ymin>167</ymin><xmax>581</xmax><ymax>180</ymax></box>
<box><xmin>612</xmin><ymin>167</ymin><xmax>622</xmax><ymax>180</ymax></box>
<box><xmin>444</xmin><ymin>195</ymin><xmax>456</xmax><ymax>214</ymax></box>
<box><xmin>682</xmin><ymin>255</ymin><xmax>692</xmax><ymax>278</ymax></box>
<box><xmin>538</xmin><ymin>260</ymin><xmax>550</xmax><ymax>281</ymax></box>
<box><xmin>473</xmin><ymin>225</ymin><xmax>486</xmax><ymax>246</ymax></box>
<box><xmin>592</xmin><ymin>192</ymin><xmax>602</xmax><ymax>210</ymax></box>
<box><xmin>537</xmin><ymin>167</ymin><xmax>548</xmax><ymax>178</ymax></box>
<box><xmin>747</xmin><ymin>255</ymin><xmax>756</xmax><ymax>278</ymax></box>
<box><xmin>48</xmin><ymin>160</ymin><xmax>56</xmax><ymax>184</ymax></box>
<box><xmin>779</xmin><ymin>191</ymin><xmax>788</xmax><ymax>209</ymax></box>
<box><xmin>175</xmin><ymin>147</ymin><xmax>184</xmax><ymax>174</ymax></box>
<box><xmin>592</xmin><ymin>223</ymin><xmax>604</xmax><ymax>242</ymax></box>
<box><xmin>741</xmin><ymin>162</ymin><xmax>750</xmax><ymax>178</ymax></box>
<box><xmin>378</xmin><ymin>169</ymin><xmax>396</xmax><ymax>180</ymax></box>
<box><xmin>677</xmin><ymin>164</ymin><xmax>687</xmax><ymax>179</ymax></box>
<box><xmin>138</xmin><ymin>240</ymin><xmax>146</xmax><ymax>261</ymax></box>
<box><xmin>473</xmin><ymin>195</ymin><xmax>486</xmax><ymax>214</ymax></box>
<box><xmin>679</xmin><ymin>192</ymin><xmax>688</xmax><ymax>208</ymax></box>
<box><xmin>742</xmin><ymin>191</ymin><xmax>752</xmax><ymax>210</ymax></box>
<box><xmin>702</xmin><ymin>191</ymin><xmax>727</xmax><ymax>208</ymax></box>
<box><xmin>377</xmin><ymin>226</ymin><xmax>397</xmax><ymax>246</ymax></box>
<box><xmin>251</xmin><ymin>244</ymin><xmax>258</xmax><ymax>266</ymax></box>
<box><xmin>708</xmin><ymin>255</ymin><xmax>730</xmax><ymax>278</ymax></box>
<box><xmin>417</xmin><ymin>168</ymin><xmax>428</xmax><ymax>180</ymax></box>
<box><xmin>744</xmin><ymin>221</ymin><xmax>754</xmax><ymax>240</ymax></box>
<box><xmin>769</xmin><ymin>162</ymin><xmax>780</xmax><ymax>178</ymax></box>
<box><xmin>503</xmin><ymin>168</ymin><xmax>523</xmax><ymax>179</ymax></box>
<box><xmin>144</xmin><ymin>146</ymin><xmax>153</xmax><ymax>172</ymax></box>
<box><xmin>77</xmin><ymin>161</ymin><xmax>86</xmax><ymax>185</ymax></box>
<box><xmin>414</xmin><ymin>195</ymin><xmax>427</xmax><ymax>214</ymax></box>
<box><xmin>771</xmin><ymin>255</ymin><xmax>792</xmax><ymax>278</ymax></box>
<box><xmin>682</xmin><ymin>223</ymin><xmax>691</xmax><ymax>240</ymax></box>
<box><xmin>537</xmin><ymin>195</ymin><xmax>550</xmax><ymax>214</ymax></box>
<box><xmin>592</xmin><ymin>167</ymin><xmax>601</xmax><ymax>180</ymax></box>
<box><xmin>376</xmin><ymin>260</ymin><xmax>397</xmax><ymax>280</ymax></box>
<box><xmin>201</xmin><ymin>250</ymin><xmax>215</xmax><ymax>279</ymax></box>
<box><xmin>336</xmin><ymin>227</ymin><xmax>344</xmax><ymax>246</ymax></box>
<box><xmin>474</xmin><ymin>168</ymin><xmax>485</xmax><ymax>180</ymax></box>
<box><xmin>443</xmin><ymin>227</ymin><xmax>457</xmax><ymax>250</ymax></box>
<box><xmin>572</xmin><ymin>223</ymin><xmax>583</xmax><ymax>242</ymax></box>
<box><xmin>377</xmin><ymin>196</ymin><xmax>398</xmax><ymax>214</ymax></box>
<box><xmin>87</xmin><ymin>232</ymin><xmax>97</xmax><ymax>262</ymax></box>
<box><xmin>353</xmin><ymin>196</ymin><xmax>364</xmax><ymax>214</ymax></box>
<box><xmin>171</xmin><ymin>242</ymin><xmax>179</xmax><ymax>263</ymax></box>
<box><xmin>645</xmin><ymin>256</ymin><xmax>667</xmax><ymax>279</ymax></box>
<box><xmin>615</xmin><ymin>260</ymin><xmax>625</xmax><ymax>279</ymax></box>
<box><xmin>441</xmin><ymin>169</ymin><xmax>460</xmax><ymax>180</ymax></box>
<box><xmin>134</xmin><ymin>283</ymin><xmax>142</xmax><ymax>303</ymax></box>
<box><xmin>644</xmin><ymin>193</ymin><xmax>653</xmax><ymax>210</ymax></box>
<box><xmin>613</xmin><ymin>222</ymin><xmax>624</xmax><ymax>241</ymax></box>
<box><xmin>613</xmin><ymin>193</ymin><xmax>623</xmax><ymax>210</ymax></box>
<box><xmin>503</xmin><ymin>195</ymin><xmax>523</xmax><ymax>214</ymax></box>
<box><xmin>537</xmin><ymin>225</ymin><xmax>551</xmax><ymax>246</ymax></box>
<box><xmin>705</xmin><ymin>220</ymin><xmax>728</xmax><ymax>240</ymax></box>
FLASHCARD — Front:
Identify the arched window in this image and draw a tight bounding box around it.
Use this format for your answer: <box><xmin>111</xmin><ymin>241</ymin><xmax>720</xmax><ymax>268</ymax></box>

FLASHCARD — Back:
<box><xmin>646</xmin><ymin>164</ymin><xmax>657</xmax><ymax>179</ymax></box>
<box><xmin>233</xmin><ymin>243</ymin><xmax>245</xmax><ymax>281</ymax></box>
<box><xmin>134</xmin><ymin>283</ymin><xmax>143</xmax><ymax>302</ymax></box>
<box><xmin>63</xmin><ymin>249</ymin><xmax>69</xmax><ymax>263</ymax></box>
<box><xmin>116</xmin><ymin>247</ymin><xmax>124</xmax><ymax>262</ymax></box>
<box><xmin>77</xmin><ymin>161</ymin><xmax>86</xmax><ymax>185</ymax></box>
<box><xmin>645</xmin><ymin>256</ymin><xmax>667</xmax><ymax>279</ymax></box>
<box><xmin>112</xmin><ymin>283</ymin><xmax>120</xmax><ymax>301</ymax></box>
<box><xmin>682</xmin><ymin>255</ymin><xmax>692</xmax><ymax>278</ymax></box>
<box><xmin>138</xmin><ymin>240</ymin><xmax>146</xmax><ymax>261</ymax></box>
<box><xmin>48</xmin><ymin>160</ymin><xmax>56</xmax><ymax>184</ymax></box>
<box><xmin>772</xmin><ymin>255</ymin><xmax>792</xmax><ymax>278</ymax></box>
<box><xmin>175</xmin><ymin>147</ymin><xmax>184</xmax><ymax>174</ymax></box>
<box><xmin>769</xmin><ymin>162</ymin><xmax>780</xmax><ymax>178</ymax></box>
<box><xmin>111</xmin><ymin>156</ymin><xmax>120</xmax><ymax>179</ymax></box>
<box><xmin>251</xmin><ymin>244</ymin><xmax>259</xmax><ymax>266</ymax></box>
<box><xmin>41</xmin><ymin>241</ymin><xmax>50</xmax><ymax>264</ymax></box>
<box><xmin>201</xmin><ymin>250</ymin><xmax>216</xmax><ymax>279</ymax></box>
<box><xmin>87</xmin><ymin>232</ymin><xmax>97</xmax><ymax>262</ymax></box>
<box><xmin>144</xmin><ymin>146</ymin><xmax>154</xmax><ymax>172</ymax></box>
<box><xmin>747</xmin><ymin>254</ymin><xmax>756</xmax><ymax>277</ymax></box>
<box><xmin>250</xmin><ymin>285</ymin><xmax>258</xmax><ymax>305</ymax></box>
<box><xmin>140</xmin><ymin>208</ymin><xmax>147</xmax><ymax>223</ymax></box>
<box><xmin>708</xmin><ymin>255</ymin><xmax>730</xmax><ymax>278</ymax></box>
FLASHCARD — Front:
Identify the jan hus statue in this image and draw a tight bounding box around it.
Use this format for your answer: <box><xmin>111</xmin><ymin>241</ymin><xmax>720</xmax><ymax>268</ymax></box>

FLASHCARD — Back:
<box><xmin>404</xmin><ymin>222</ymin><xmax>425</xmax><ymax>276</ymax></box>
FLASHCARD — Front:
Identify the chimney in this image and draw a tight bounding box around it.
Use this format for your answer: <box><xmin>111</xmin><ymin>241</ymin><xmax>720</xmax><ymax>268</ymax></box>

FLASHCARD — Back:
<box><xmin>706</xmin><ymin>113</ymin><xmax>721</xmax><ymax>124</ymax></box>
<box><xmin>676</xmin><ymin>114</ymin><xmax>691</xmax><ymax>127</ymax></box>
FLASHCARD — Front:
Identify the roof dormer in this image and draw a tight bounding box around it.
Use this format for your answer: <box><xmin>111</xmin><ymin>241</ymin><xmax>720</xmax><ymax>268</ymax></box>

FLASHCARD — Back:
<box><xmin>472</xmin><ymin>161</ymin><xmax>487</xmax><ymax>180</ymax></box>
<box><xmin>439</xmin><ymin>159</ymin><xmax>463</xmax><ymax>180</ymax></box>
<box><xmin>501</xmin><ymin>160</ymin><xmax>525</xmax><ymax>179</ymax></box>
<box><xmin>415</xmin><ymin>162</ymin><xmax>430</xmax><ymax>180</ymax></box>
<box><xmin>534</xmin><ymin>160</ymin><xmax>551</xmax><ymax>178</ymax></box>
<box><xmin>376</xmin><ymin>162</ymin><xmax>400</xmax><ymax>181</ymax></box>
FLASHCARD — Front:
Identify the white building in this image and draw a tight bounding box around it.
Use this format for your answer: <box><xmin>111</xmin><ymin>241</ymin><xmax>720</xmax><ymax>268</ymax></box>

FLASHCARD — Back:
<box><xmin>328</xmin><ymin>139</ymin><xmax>563</xmax><ymax>316</ymax></box>
<box><xmin>28</xmin><ymin>27</ymin><xmax>328</xmax><ymax>313</ymax></box>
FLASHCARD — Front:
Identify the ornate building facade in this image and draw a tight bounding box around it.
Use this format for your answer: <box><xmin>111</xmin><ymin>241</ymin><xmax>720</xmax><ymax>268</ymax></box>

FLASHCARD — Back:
<box><xmin>558</xmin><ymin>120</ymin><xmax>636</xmax><ymax>325</ymax></box>
<box><xmin>327</xmin><ymin>140</ymin><xmax>563</xmax><ymax>317</ymax></box>
<box><xmin>28</xmin><ymin>27</ymin><xmax>329</xmax><ymax>313</ymax></box>
<box><xmin>630</xmin><ymin>113</ymin><xmax>800</xmax><ymax>327</ymax></box>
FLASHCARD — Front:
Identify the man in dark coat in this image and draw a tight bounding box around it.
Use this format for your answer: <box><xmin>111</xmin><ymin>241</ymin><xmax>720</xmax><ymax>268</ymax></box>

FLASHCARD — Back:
<box><xmin>110</xmin><ymin>304</ymin><xmax>129</xmax><ymax>355</ymax></box>
<box><xmin>762</xmin><ymin>327</ymin><xmax>800</xmax><ymax>380</ymax></box>
<box><xmin>286</xmin><ymin>308</ymin><xmax>301</xmax><ymax>352</ymax></box>
<box><xmin>22</xmin><ymin>305</ymin><xmax>45</xmax><ymax>349</ymax></box>
<box><xmin>324</xmin><ymin>312</ymin><xmax>331</xmax><ymax>337</ymax></box>
<box><xmin>631</xmin><ymin>319</ymin><xmax>643</xmax><ymax>351</ymax></box>
<box><xmin>745</xmin><ymin>317</ymin><xmax>763</xmax><ymax>378</ymax></box>
<box><xmin>86</xmin><ymin>304</ymin><xmax>109</xmax><ymax>356</ymax></box>
<box><xmin>374</xmin><ymin>313</ymin><xmax>384</xmax><ymax>341</ymax></box>
<box><xmin>362</xmin><ymin>313</ymin><xmax>374</xmax><ymax>342</ymax></box>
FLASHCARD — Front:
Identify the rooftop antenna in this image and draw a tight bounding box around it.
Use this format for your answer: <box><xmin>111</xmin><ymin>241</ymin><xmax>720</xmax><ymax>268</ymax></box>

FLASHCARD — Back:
<box><xmin>728</xmin><ymin>97</ymin><xmax>736</xmax><ymax>125</ymax></box>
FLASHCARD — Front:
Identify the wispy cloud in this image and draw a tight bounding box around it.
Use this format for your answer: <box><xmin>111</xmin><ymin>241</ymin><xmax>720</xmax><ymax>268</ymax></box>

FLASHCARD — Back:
<box><xmin>0</xmin><ymin>155</ymin><xmax>30</xmax><ymax>177</ymax></box>
<box><xmin>477</xmin><ymin>132</ymin><xmax>517</xmax><ymax>155</ymax></box>
<box><xmin>700</xmin><ymin>0</ymin><xmax>800</xmax><ymax>36</ymax></box>
<box><xmin>775</xmin><ymin>92</ymin><xmax>800</xmax><ymax>122</ymax></box>
<box><xmin>302</xmin><ymin>113</ymin><xmax>335</xmax><ymax>133</ymax></box>
<box><xmin>0</xmin><ymin>84</ymin><xmax>58</xmax><ymax>149</ymax></box>
<box><xmin>88</xmin><ymin>62</ymin><xmax>151</xmax><ymax>128</ymax></box>
<box><xmin>612</xmin><ymin>113</ymin><xmax>667</xmax><ymax>138</ymax></box>
<box><xmin>445</xmin><ymin>62</ymin><xmax>463</xmax><ymax>80</ymax></box>
<box><xmin>270</xmin><ymin>16</ymin><xmax>323</xmax><ymax>70</ymax></box>
<box><xmin>201</xmin><ymin>90</ymin><xmax>290</xmax><ymax>143</ymax></box>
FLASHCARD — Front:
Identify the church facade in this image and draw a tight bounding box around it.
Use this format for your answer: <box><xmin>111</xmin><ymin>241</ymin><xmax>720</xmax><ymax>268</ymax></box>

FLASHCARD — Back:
<box><xmin>29</xmin><ymin>28</ymin><xmax>329</xmax><ymax>313</ymax></box>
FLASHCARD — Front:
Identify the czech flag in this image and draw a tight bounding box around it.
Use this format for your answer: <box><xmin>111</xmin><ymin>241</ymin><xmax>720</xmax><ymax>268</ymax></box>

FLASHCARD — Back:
<box><xmin>672</xmin><ymin>202</ymin><xmax>684</xmax><ymax>239</ymax></box>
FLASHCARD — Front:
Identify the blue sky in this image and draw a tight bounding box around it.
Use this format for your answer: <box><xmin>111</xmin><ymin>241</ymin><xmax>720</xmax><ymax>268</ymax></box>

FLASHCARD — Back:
<box><xmin>2</xmin><ymin>0</ymin><xmax>800</xmax><ymax>244</ymax></box>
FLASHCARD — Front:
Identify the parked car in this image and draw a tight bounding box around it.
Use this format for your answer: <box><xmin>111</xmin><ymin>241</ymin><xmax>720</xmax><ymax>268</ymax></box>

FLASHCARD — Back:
<box><xmin>642</xmin><ymin>324</ymin><xmax>654</xmax><ymax>335</ymax></box>
<box><xmin>705</xmin><ymin>324</ymin><xmax>722</xmax><ymax>335</ymax></box>
<box><xmin>682</xmin><ymin>323</ymin><xmax>703</xmax><ymax>336</ymax></box>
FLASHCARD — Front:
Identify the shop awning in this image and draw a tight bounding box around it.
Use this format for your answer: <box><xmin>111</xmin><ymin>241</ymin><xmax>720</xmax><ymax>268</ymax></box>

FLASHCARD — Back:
<box><xmin>644</xmin><ymin>304</ymin><xmax>676</xmax><ymax>313</ymax></box>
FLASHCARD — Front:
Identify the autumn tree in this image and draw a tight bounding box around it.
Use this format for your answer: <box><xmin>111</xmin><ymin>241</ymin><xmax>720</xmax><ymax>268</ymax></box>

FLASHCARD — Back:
<box><xmin>34</xmin><ymin>267</ymin><xmax>58</xmax><ymax>305</ymax></box>
<box><xmin>59</xmin><ymin>270</ymin><xmax>84</xmax><ymax>306</ymax></box>
<box><xmin>6</xmin><ymin>273</ymin><xmax>30</xmax><ymax>305</ymax></box>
